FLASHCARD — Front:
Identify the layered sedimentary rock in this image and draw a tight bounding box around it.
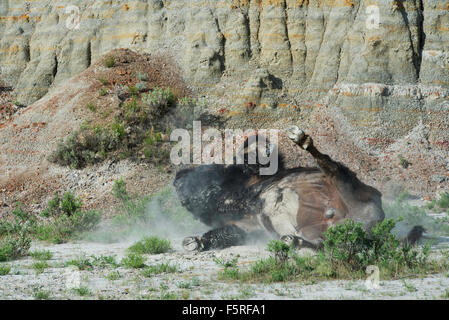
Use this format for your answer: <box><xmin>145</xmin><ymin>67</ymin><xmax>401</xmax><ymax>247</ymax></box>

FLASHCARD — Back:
<box><xmin>0</xmin><ymin>0</ymin><xmax>448</xmax><ymax>149</ymax></box>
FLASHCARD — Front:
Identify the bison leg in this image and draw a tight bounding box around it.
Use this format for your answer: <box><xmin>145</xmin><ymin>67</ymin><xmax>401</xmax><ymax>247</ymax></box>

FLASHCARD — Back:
<box><xmin>286</xmin><ymin>126</ymin><xmax>341</xmax><ymax>176</ymax></box>
<box><xmin>182</xmin><ymin>225</ymin><xmax>247</xmax><ymax>252</ymax></box>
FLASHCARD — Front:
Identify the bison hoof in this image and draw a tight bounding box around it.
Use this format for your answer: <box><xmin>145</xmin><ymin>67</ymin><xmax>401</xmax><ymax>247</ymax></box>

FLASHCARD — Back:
<box><xmin>280</xmin><ymin>235</ymin><xmax>303</xmax><ymax>247</ymax></box>
<box><xmin>286</xmin><ymin>126</ymin><xmax>312</xmax><ymax>150</ymax></box>
<box><xmin>182</xmin><ymin>236</ymin><xmax>203</xmax><ymax>252</ymax></box>
<box><xmin>286</xmin><ymin>126</ymin><xmax>305</xmax><ymax>144</ymax></box>
<box><xmin>280</xmin><ymin>235</ymin><xmax>295</xmax><ymax>246</ymax></box>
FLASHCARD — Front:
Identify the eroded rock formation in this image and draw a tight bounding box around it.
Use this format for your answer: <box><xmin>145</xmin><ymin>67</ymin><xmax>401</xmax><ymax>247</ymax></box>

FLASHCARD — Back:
<box><xmin>0</xmin><ymin>0</ymin><xmax>448</xmax><ymax>148</ymax></box>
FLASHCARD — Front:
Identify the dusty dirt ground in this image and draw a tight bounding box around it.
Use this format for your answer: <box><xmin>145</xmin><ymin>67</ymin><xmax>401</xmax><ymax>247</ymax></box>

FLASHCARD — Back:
<box><xmin>0</xmin><ymin>235</ymin><xmax>448</xmax><ymax>300</ymax></box>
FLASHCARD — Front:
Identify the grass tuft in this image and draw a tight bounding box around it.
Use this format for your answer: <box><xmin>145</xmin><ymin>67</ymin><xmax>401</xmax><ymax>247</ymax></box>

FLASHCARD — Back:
<box><xmin>128</xmin><ymin>236</ymin><xmax>171</xmax><ymax>255</ymax></box>
<box><xmin>121</xmin><ymin>253</ymin><xmax>146</xmax><ymax>269</ymax></box>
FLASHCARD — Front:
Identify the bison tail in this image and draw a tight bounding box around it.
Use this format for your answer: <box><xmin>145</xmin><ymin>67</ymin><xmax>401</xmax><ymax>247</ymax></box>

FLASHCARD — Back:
<box><xmin>403</xmin><ymin>225</ymin><xmax>426</xmax><ymax>245</ymax></box>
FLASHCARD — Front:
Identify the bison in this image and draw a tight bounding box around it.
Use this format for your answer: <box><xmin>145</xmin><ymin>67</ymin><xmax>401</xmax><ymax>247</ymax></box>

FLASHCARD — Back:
<box><xmin>174</xmin><ymin>126</ymin><xmax>416</xmax><ymax>252</ymax></box>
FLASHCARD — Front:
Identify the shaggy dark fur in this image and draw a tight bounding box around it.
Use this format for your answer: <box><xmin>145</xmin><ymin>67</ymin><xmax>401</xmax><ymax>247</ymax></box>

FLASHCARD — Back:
<box><xmin>174</xmin><ymin>132</ymin><xmax>424</xmax><ymax>251</ymax></box>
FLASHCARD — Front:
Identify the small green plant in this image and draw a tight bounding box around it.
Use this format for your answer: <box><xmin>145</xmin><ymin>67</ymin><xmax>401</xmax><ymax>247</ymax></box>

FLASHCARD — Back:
<box><xmin>323</xmin><ymin>219</ymin><xmax>429</xmax><ymax>273</ymax></box>
<box><xmin>87</xmin><ymin>102</ymin><xmax>96</xmax><ymax>112</ymax></box>
<box><xmin>0</xmin><ymin>203</ymin><xmax>33</xmax><ymax>262</ymax></box>
<box><xmin>98</xmin><ymin>87</ymin><xmax>107</xmax><ymax>96</ymax></box>
<box><xmin>113</xmin><ymin>178</ymin><xmax>130</xmax><ymax>202</ymax></box>
<box><xmin>66</xmin><ymin>256</ymin><xmax>93</xmax><ymax>270</ymax></box>
<box><xmin>110</xmin><ymin>121</ymin><xmax>125</xmax><ymax>140</ymax></box>
<box><xmin>32</xmin><ymin>261</ymin><xmax>49</xmax><ymax>274</ymax></box>
<box><xmin>49</xmin><ymin>128</ymin><xmax>121</xmax><ymax>169</ymax></box>
<box><xmin>142</xmin><ymin>87</ymin><xmax>176</xmax><ymax>117</ymax></box>
<box><xmin>141</xmin><ymin>262</ymin><xmax>178</xmax><ymax>277</ymax></box>
<box><xmin>72</xmin><ymin>287</ymin><xmax>91</xmax><ymax>296</ymax></box>
<box><xmin>177</xmin><ymin>281</ymin><xmax>191</xmax><ymax>289</ymax></box>
<box><xmin>128</xmin><ymin>236</ymin><xmax>171</xmax><ymax>255</ymax></box>
<box><xmin>128</xmin><ymin>85</ymin><xmax>138</xmax><ymax>96</ymax></box>
<box><xmin>136</xmin><ymin>82</ymin><xmax>146</xmax><ymax>92</ymax></box>
<box><xmin>214</xmin><ymin>255</ymin><xmax>240</xmax><ymax>280</ymax></box>
<box><xmin>91</xmin><ymin>255</ymin><xmax>118</xmax><ymax>268</ymax></box>
<box><xmin>177</xmin><ymin>277</ymin><xmax>200</xmax><ymax>289</ymax></box>
<box><xmin>105</xmin><ymin>270</ymin><xmax>120</xmax><ymax>281</ymax></box>
<box><xmin>402</xmin><ymin>280</ymin><xmax>417</xmax><ymax>292</ymax></box>
<box><xmin>266</xmin><ymin>240</ymin><xmax>290</xmax><ymax>264</ymax></box>
<box><xmin>437</xmin><ymin>192</ymin><xmax>449</xmax><ymax>209</ymax></box>
<box><xmin>121</xmin><ymin>253</ymin><xmax>146</xmax><ymax>269</ymax></box>
<box><xmin>0</xmin><ymin>264</ymin><xmax>11</xmax><ymax>275</ymax></box>
<box><xmin>425</xmin><ymin>200</ymin><xmax>436</xmax><ymax>210</ymax></box>
<box><xmin>323</xmin><ymin>219</ymin><xmax>370</xmax><ymax>271</ymax></box>
<box><xmin>398</xmin><ymin>155</ymin><xmax>410</xmax><ymax>169</ymax></box>
<box><xmin>41</xmin><ymin>192</ymin><xmax>82</xmax><ymax>218</ymax></box>
<box><xmin>0</xmin><ymin>234</ymin><xmax>31</xmax><ymax>262</ymax></box>
<box><xmin>33</xmin><ymin>289</ymin><xmax>51</xmax><ymax>300</ymax></box>
<box><xmin>99</xmin><ymin>78</ymin><xmax>109</xmax><ymax>85</ymax></box>
<box><xmin>30</xmin><ymin>250</ymin><xmax>53</xmax><ymax>261</ymax></box>
<box><xmin>103</xmin><ymin>56</ymin><xmax>115</xmax><ymax>68</ymax></box>
<box><xmin>136</xmin><ymin>72</ymin><xmax>147</xmax><ymax>81</ymax></box>
<box><xmin>441</xmin><ymin>289</ymin><xmax>449</xmax><ymax>299</ymax></box>
<box><xmin>35</xmin><ymin>206</ymin><xmax>101</xmax><ymax>244</ymax></box>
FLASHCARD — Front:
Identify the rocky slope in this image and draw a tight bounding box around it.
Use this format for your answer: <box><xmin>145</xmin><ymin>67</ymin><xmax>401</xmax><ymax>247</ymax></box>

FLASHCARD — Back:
<box><xmin>0</xmin><ymin>0</ymin><xmax>448</xmax><ymax>145</ymax></box>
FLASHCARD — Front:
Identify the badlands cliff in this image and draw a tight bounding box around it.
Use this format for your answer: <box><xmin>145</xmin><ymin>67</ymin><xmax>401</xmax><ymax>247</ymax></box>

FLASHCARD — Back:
<box><xmin>0</xmin><ymin>0</ymin><xmax>448</xmax><ymax>143</ymax></box>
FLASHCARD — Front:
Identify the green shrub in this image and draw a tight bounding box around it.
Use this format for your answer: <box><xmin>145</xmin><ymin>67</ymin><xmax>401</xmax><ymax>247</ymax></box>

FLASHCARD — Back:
<box><xmin>128</xmin><ymin>236</ymin><xmax>171</xmax><ymax>255</ymax></box>
<box><xmin>121</xmin><ymin>253</ymin><xmax>146</xmax><ymax>269</ymax></box>
<box><xmin>266</xmin><ymin>240</ymin><xmax>290</xmax><ymax>264</ymax></box>
<box><xmin>323</xmin><ymin>219</ymin><xmax>430</xmax><ymax>272</ymax></box>
<box><xmin>49</xmin><ymin>128</ymin><xmax>121</xmax><ymax>169</ymax></box>
<box><xmin>323</xmin><ymin>220</ymin><xmax>370</xmax><ymax>270</ymax></box>
<box><xmin>142</xmin><ymin>87</ymin><xmax>176</xmax><ymax>117</ymax></box>
<box><xmin>103</xmin><ymin>56</ymin><xmax>115</xmax><ymax>68</ymax></box>
<box><xmin>99</xmin><ymin>78</ymin><xmax>109</xmax><ymax>85</ymax></box>
<box><xmin>41</xmin><ymin>192</ymin><xmax>82</xmax><ymax>218</ymax></box>
<box><xmin>0</xmin><ymin>203</ymin><xmax>33</xmax><ymax>262</ymax></box>
<box><xmin>113</xmin><ymin>178</ymin><xmax>130</xmax><ymax>202</ymax></box>
<box><xmin>222</xmin><ymin>219</ymin><xmax>445</xmax><ymax>284</ymax></box>
<box><xmin>0</xmin><ymin>264</ymin><xmax>11</xmax><ymax>276</ymax></box>
<box><xmin>110</xmin><ymin>121</ymin><xmax>125</xmax><ymax>140</ymax></box>
<box><xmin>35</xmin><ymin>209</ymin><xmax>101</xmax><ymax>244</ymax></box>
<box><xmin>0</xmin><ymin>234</ymin><xmax>31</xmax><ymax>262</ymax></box>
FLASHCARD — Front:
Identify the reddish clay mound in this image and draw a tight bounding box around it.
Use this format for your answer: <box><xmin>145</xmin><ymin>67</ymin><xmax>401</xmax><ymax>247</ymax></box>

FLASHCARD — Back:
<box><xmin>0</xmin><ymin>49</ymin><xmax>190</xmax><ymax>217</ymax></box>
